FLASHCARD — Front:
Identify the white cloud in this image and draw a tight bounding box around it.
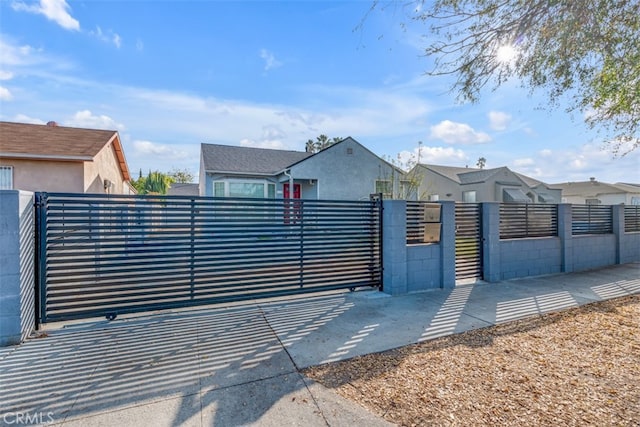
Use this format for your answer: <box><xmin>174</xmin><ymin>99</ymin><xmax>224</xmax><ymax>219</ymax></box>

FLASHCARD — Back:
<box><xmin>0</xmin><ymin>86</ymin><xmax>13</xmax><ymax>101</ymax></box>
<box><xmin>513</xmin><ymin>158</ymin><xmax>534</xmax><ymax>167</ymax></box>
<box><xmin>397</xmin><ymin>145</ymin><xmax>467</xmax><ymax>167</ymax></box>
<box><xmin>260</xmin><ymin>49</ymin><xmax>282</xmax><ymax>71</ymax></box>
<box><xmin>419</xmin><ymin>146</ymin><xmax>468</xmax><ymax>164</ymax></box>
<box><xmin>133</xmin><ymin>140</ymin><xmax>189</xmax><ymax>159</ymax></box>
<box><xmin>89</xmin><ymin>26</ymin><xmax>122</xmax><ymax>48</ymax></box>
<box><xmin>238</xmin><ymin>125</ymin><xmax>287</xmax><ymax>149</ymax></box>
<box><xmin>239</xmin><ymin>138</ymin><xmax>285</xmax><ymax>150</ymax></box>
<box><xmin>513</xmin><ymin>142</ymin><xmax>640</xmax><ymax>183</ymax></box>
<box><xmin>64</xmin><ymin>110</ymin><xmax>125</xmax><ymax>130</ymax></box>
<box><xmin>136</xmin><ymin>38</ymin><xmax>144</xmax><ymax>52</ymax></box>
<box><xmin>429</xmin><ymin>120</ymin><xmax>491</xmax><ymax>145</ymax></box>
<box><xmin>488</xmin><ymin>111</ymin><xmax>512</xmax><ymax>131</ymax></box>
<box><xmin>13</xmin><ymin>114</ymin><xmax>46</xmax><ymax>124</ymax></box>
<box><xmin>0</xmin><ymin>35</ymin><xmax>74</xmax><ymax>74</ymax></box>
<box><xmin>0</xmin><ymin>38</ymin><xmax>37</xmax><ymax>67</ymax></box>
<box><xmin>12</xmin><ymin>0</ymin><xmax>80</xmax><ymax>31</ymax></box>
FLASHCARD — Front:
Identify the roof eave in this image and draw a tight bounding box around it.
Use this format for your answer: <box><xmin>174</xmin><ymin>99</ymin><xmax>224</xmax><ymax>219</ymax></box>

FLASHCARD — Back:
<box><xmin>204</xmin><ymin>170</ymin><xmax>277</xmax><ymax>177</ymax></box>
<box><xmin>108</xmin><ymin>133</ymin><xmax>131</xmax><ymax>181</ymax></box>
<box><xmin>0</xmin><ymin>152</ymin><xmax>93</xmax><ymax>162</ymax></box>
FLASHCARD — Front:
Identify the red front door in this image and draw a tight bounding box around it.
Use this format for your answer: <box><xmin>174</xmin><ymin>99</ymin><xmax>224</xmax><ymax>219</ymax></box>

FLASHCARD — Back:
<box><xmin>283</xmin><ymin>183</ymin><xmax>301</xmax><ymax>199</ymax></box>
<box><xmin>283</xmin><ymin>184</ymin><xmax>301</xmax><ymax>224</ymax></box>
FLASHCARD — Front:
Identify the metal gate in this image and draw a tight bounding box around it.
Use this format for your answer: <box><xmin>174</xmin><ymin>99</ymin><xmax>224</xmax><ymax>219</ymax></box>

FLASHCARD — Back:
<box><xmin>455</xmin><ymin>203</ymin><xmax>482</xmax><ymax>281</ymax></box>
<box><xmin>35</xmin><ymin>193</ymin><xmax>382</xmax><ymax>323</ymax></box>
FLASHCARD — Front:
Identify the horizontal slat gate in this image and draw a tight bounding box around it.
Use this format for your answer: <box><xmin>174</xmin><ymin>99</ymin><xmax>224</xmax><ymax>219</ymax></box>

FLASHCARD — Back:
<box><xmin>36</xmin><ymin>193</ymin><xmax>381</xmax><ymax>322</ymax></box>
<box><xmin>455</xmin><ymin>203</ymin><xmax>482</xmax><ymax>281</ymax></box>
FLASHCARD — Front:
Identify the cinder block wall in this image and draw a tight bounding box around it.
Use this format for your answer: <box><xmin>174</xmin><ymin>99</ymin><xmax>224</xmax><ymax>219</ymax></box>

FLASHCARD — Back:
<box><xmin>407</xmin><ymin>245</ymin><xmax>441</xmax><ymax>292</ymax></box>
<box><xmin>0</xmin><ymin>191</ymin><xmax>35</xmax><ymax>346</ymax></box>
<box><xmin>621</xmin><ymin>232</ymin><xmax>640</xmax><ymax>264</ymax></box>
<box><xmin>383</xmin><ymin>200</ymin><xmax>639</xmax><ymax>295</ymax></box>
<box><xmin>572</xmin><ymin>234</ymin><xmax>617</xmax><ymax>272</ymax></box>
<box><xmin>499</xmin><ymin>238</ymin><xmax>562</xmax><ymax>280</ymax></box>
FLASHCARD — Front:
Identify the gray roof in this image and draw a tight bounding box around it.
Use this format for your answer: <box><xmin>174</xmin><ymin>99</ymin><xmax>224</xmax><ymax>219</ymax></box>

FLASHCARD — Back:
<box><xmin>167</xmin><ymin>183</ymin><xmax>199</xmax><ymax>196</ymax></box>
<box><xmin>201</xmin><ymin>143</ymin><xmax>312</xmax><ymax>175</ymax></box>
<box><xmin>418</xmin><ymin>164</ymin><xmax>505</xmax><ymax>184</ymax></box>
<box><xmin>458</xmin><ymin>167</ymin><xmax>505</xmax><ymax>184</ymax></box>
<box><xmin>418</xmin><ymin>164</ymin><xmax>552</xmax><ymax>188</ymax></box>
<box><xmin>514</xmin><ymin>172</ymin><xmax>546</xmax><ymax>188</ymax></box>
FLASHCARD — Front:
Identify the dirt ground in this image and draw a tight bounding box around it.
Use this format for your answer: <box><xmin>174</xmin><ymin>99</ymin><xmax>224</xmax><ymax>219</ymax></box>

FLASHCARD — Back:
<box><xmin>304</xmin><ymin>294</ymin><xmax>640</xmax><ymax>427</ymax></box>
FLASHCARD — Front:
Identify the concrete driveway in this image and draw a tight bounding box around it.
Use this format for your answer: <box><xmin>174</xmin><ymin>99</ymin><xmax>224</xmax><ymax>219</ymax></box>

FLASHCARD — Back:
<box><xmin>0</xmin><ymin>262</ymin><xmax>637</xmax><ymax>426</ymax></box>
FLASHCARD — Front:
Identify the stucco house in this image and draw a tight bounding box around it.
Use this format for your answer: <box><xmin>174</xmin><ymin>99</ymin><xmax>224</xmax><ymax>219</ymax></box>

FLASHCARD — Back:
<box><xmin>199</xmin><ymin>137</ymin><xmax>405</xmax><ymax>200</ymax></box>
<box><xmin>0</xmin><ymin>121</ymin><xmax>133</xmax><ymax>194</ymax></box>
<box><xmin>551</xmin><ymin>178</ymin><xmax>640</xmax><ymax>205</ymax></box>
<box><xmin>410</xmin><ymin>164</ymin><xmax>561</xmax><ymax>203</ymax></box>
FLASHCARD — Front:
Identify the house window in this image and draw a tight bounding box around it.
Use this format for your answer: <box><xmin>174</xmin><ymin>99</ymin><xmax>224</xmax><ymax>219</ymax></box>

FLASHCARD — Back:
<box><xmin>346</xmin><ymin>148</ymin><xmax>353</xmax><ymax>155</ymax></box>
<box><xmin>462</xmin><ymin>190</ymin><xmax>476</xmax><ymax>203</ymax></box>
<box><xmin>586</xmin><ymin>198</ymin><xmax>601</xmax><ymax>205</ymax></box>
<box><xmin>213</xmin><ymin>182</ymin><xmax>225</xmax><ymax>197</ymax></box>
<box><xmin>375</xmin><ymin>180</ymin><xmax>392</xmax><ymax>198</ymax></box>
<box><xmin>0</xmin><ymin>166</ymin><xmax>13</xmax><ymax>190</ymax></box>
<box><xmin>229</xmin><ymin>182</ymin><xmax>265</xmax><ymax>198</ymax></box>
<box><xmin>213</xmin><ymin>180</ymin><xmax>277</xmax><ymax>198</ymax></box>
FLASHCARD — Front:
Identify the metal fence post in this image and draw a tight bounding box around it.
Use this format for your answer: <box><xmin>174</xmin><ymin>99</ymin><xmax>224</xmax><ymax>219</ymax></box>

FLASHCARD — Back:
<box><xmin>190</xmin><ymin>198</ymin><xmax>196</xmax><ymax>299</ymax></box>
<box><xmin>299</xmin><ymin>200</ymin><xmax>304</xmax><ymax>289</ymax></box>
<box><xmin>34</xmin><ymin>192</ymin><xmax>48</xmax><ymax>326</ymax></box>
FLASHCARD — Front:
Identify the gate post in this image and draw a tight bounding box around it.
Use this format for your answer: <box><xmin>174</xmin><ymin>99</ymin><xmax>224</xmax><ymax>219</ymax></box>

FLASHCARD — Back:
<box><xmin>34</xmin><ymin>192</ymin><xmax>48</xmax><ymax>326</ymax></box>
<box><xmin>558</xmin><ymin>204</ymin><xmax>573</xmax><ymax>273</ymax></box>
<box><xmin>440</xmin><ymin>201</ymin><xmax>456</xmax><ymax>288</ymax></box>
<box><xmin>481</xmin><ymin>202</ymin><xmax>501</xmax><ymax>282</ymax></box>
<box><xmin>0</xmin><ymin>191</ymin><xmax>36</xmax><ymax>345</ymax></box>
<box><xmin>381</xmin><ymin>200</ymin><xmax>407</xmax><ymax>295</ymax></box>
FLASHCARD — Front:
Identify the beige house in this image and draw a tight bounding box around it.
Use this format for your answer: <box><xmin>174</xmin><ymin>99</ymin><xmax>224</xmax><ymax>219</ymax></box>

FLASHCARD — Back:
<box><xmin>0</xmin><ymin>121</ymin><xmax>133</xmax><ymax>194</ymax></box>
<box><xmin>551</xmin><ymin>178</ymin><xmax>640</xmax><ymax>205</ymax></box>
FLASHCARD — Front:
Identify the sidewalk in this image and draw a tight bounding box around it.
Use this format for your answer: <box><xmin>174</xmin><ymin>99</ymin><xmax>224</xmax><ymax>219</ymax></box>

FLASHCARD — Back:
<box><xmin>0</xmin><ymin>262</ymin><xmax>638</xmax><ymax>426</ymax></box>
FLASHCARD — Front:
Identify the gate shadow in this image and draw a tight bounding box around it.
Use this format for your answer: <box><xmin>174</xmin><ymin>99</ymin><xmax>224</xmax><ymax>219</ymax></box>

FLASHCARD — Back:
<box><xmin>0</xmin><ymin>292</ymin><xmax>355</xmax><ymax>426</ymax></box>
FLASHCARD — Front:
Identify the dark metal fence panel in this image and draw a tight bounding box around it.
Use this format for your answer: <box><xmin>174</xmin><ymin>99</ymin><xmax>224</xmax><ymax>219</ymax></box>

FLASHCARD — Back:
<box><xmin>36</xmin><ymin>193</ymin><xmax>381</xmax><ymax>322</ymax></box>
<box><xmin>455</xmin><ymin>203</ymin><xmax>482</xmax><ymax>280</ymax></box>
<box><xmin>572</xmin><ymin>205</ymin><xmax>613</xmax><ymax>235</ymax></box>
<box><xmin>625</xmin><ymin>205</ymin><xmax>640</xmax><ymax>232</ymax></box>
<box><xmin>500</xmin><ymin>204</ymin><xmax>558</xmax><ymax>239</ymax></box>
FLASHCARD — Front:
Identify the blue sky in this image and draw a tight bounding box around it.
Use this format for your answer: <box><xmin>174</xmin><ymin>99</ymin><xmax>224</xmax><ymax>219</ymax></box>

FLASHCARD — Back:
<box><xmin>1</xmin><ymin>0</ymin><xmax>638</xmax><ymax>184</ymax></box>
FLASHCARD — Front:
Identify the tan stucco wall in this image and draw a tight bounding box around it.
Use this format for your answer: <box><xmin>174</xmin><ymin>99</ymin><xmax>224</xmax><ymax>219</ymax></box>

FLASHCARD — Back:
<box><xmin>84</xmin><ymin>143</ymin><xmax>128</xmax><ymax>194</ymax></box>
<box><xmin>0</xmin><ymin>159</ymin><xmax>84</xmax><ymax>192</ymax></box>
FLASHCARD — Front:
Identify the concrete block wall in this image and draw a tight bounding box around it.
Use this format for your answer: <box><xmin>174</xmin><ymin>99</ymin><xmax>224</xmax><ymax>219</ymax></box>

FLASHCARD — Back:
<box><xmin>499</xmin><ymin>238</ymin><xmax>562</xmax><ymax>280</ymax></box>
<box><xmin>382</xmin><ymin>200</ymin><xmax>447</xmax><ymax>295</ymax></box>
<box><xmin>0</xmin><ymin>191</ymin><xmax>35</xmax><ymax>346</ymax></box>
<box><xmin>572</xmin><ymin>234</ymin><xmax>617</xmax><ymax>272</ymax></box>
<box><xmin>407</xmin><ymin>245</ymin><xmax>441</xmax><ymax>292</ymax></box>
<box><xmin>382</xmin><ymin>200</ymin><xmax>639</xmax><ymax>296</ymax></box>
<box><xmin>620</xmin><ymin>232</ymin><xmax>640</xmax><ymax>264</ymax></box>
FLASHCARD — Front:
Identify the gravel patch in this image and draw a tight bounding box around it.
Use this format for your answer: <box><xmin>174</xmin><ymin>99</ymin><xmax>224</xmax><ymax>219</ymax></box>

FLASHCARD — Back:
<box><xmin>304</xmin><ymin>294</ymin><xmax>640</xmax><ymax>426</ymax></box>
